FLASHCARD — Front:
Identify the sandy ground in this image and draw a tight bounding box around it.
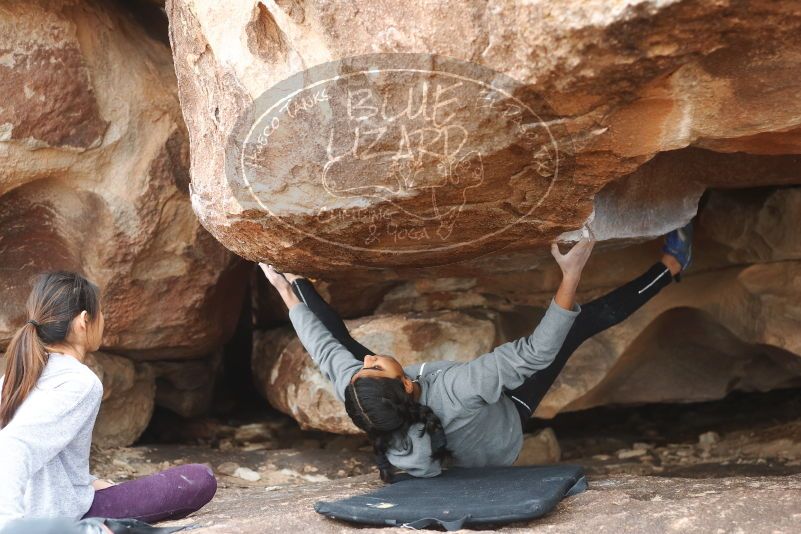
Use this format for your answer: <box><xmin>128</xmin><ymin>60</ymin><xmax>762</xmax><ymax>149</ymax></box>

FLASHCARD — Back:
<box><xmin>90</xmin><ymin>390</ymin><xmax>801</xmax><ymax>533</ymax></box>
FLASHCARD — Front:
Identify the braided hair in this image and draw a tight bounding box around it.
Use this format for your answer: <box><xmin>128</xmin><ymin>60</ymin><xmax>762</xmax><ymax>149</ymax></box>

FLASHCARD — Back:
<box><xmin>344</xmin><ymin>376</ymin><xmax>451</xmax><ymax>483</ymax></box>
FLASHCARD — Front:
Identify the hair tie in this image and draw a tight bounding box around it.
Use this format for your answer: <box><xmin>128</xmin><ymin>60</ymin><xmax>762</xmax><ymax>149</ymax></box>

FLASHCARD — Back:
<box><xmin>351</xmin><ymin>387</ymin><xmax>375</xmax><ymax>428</ymax></box>
<box><xmin>413</xmin><ymin>362</ymin><xmax>427</xmax><ymax>384</ymax></box>
<box><xmin>27</xmin><ymin>319</ymin><xmax>40</xmax><ymax>327</ymax></box>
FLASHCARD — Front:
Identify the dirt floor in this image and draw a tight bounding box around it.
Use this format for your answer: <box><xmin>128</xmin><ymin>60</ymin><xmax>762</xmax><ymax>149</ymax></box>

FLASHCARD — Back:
<box><xmin>90</xmin><ymin>389</ymin><xmax>801</xmax><ymax>533</ymax></box>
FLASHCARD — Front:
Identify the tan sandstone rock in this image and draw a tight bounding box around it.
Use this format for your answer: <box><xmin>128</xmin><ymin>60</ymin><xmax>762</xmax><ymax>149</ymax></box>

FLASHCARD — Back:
<box><xmin>514</xmin><ymin>428</ymin><xmax>562</xmax><ymax>466</ymax></box>
<box><xmin>87</xmin><ymin>352</ymin><xmax>156</xmax><ymax>448</ymax></box>
<box><xmin>148</xmin><ymin>352</ymin><xmax>223</xmax><ymax>418</ymax></box>
<box><xmin>164</xmin><ymin>0</ymin><xmax>801</xmax><ymax>429</ymax></box>
<box><xmin>0</xmin><ymin>0</ymin><xmax>247</xmax><ymax>359</ymax></box>
<box><xmin>533</xmin><ymin>187</ymin><xmax>801</xmax><ymax>416</ymax></box>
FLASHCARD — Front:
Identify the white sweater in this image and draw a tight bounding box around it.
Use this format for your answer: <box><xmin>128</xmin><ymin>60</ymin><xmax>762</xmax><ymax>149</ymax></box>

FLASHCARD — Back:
<box><xmin>0</xmin><ymin>353</ymin><xmax>102</xmax><ymax>528</ymax></box>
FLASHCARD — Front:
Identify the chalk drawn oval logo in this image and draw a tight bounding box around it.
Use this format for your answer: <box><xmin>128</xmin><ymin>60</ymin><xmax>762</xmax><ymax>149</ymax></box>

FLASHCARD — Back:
<box><xmin>226</xmin><ymin>53</ymin><xmax>573</xmax><ymax>257</ymax></box>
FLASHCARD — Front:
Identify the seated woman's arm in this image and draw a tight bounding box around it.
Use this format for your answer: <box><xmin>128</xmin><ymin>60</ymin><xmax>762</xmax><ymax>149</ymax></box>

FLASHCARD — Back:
<box><xmin>0</xmin><ymin>376</ymin><xmax>102</xmax><ymax>521</ymax></box>
<box><xmin>438</xmin><ymin>237</ymin><xmax>594</xmax><ymax>411</ymax></box>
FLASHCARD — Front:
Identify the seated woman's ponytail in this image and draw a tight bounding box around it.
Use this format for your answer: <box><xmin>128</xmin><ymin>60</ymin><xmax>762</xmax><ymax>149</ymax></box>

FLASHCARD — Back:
<box><xmin>344</xmin><ymin>377</ymin><xmax>452</xmax><ymax>482</ymax></box>
<box><xmin>0</xmin><ymin>272</ymin><xmax>100</xmax><ymax>428</ymax></box>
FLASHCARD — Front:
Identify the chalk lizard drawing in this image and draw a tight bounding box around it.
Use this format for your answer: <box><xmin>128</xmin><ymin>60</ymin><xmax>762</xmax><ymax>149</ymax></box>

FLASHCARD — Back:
<box><xmin>321</xmin><ymin>123</ymin><xmax>485</xmax><ymax>240</ymax></box>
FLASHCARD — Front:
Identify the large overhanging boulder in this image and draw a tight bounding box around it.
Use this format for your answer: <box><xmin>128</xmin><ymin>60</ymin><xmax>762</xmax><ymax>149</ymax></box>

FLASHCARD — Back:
<box><xmin>166</xmin><ymin>0</ymin><xmax>801</xmax><ymax>274</ymax></box>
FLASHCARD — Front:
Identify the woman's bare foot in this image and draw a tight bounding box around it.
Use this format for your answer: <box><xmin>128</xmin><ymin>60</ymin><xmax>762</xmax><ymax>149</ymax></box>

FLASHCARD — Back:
<box><xmin>661</xmin><ymin>253</ymin><xmax>682</xmax><ymax>276</ymax></box>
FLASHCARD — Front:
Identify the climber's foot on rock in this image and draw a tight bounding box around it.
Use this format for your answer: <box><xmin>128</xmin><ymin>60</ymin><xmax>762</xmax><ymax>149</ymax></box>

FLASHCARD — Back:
<box><xmin>661</xmin><ymin>220</ymin><xmax>694</xmax><ymax>278</ymax></box>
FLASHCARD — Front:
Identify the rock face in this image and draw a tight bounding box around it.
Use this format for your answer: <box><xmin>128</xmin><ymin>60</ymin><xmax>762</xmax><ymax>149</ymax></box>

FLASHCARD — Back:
<box><xmin>5</xmin><ymin>0</ymin><xmax>801</xmax><ymax>443</ymax></box>
<box><xmin>538</xmin><ymin>274</ymin><xmax>801</xmax><ymax>417</ymax></box>
<box><xmin>87</xmin><ymin>352</ymin><xmax>156</xmax><ymax>448</ymax></box>
<box><xmin>534</xmin><ymin>187</ymin><xmax>801</xmax><ymax>416</ymax></box>
<box><xmin>149</xmin><ymin>353</ymin><xmax>223</xmax><ymax>418</ymax></box>
<box><xmin>190</xmin><ymin>0</ymin><xmax>801</xmax><ymax>431</ymax></box>
<box><xmin>167</xmin><ymin>0</ymin><xmax>801</xmax><ymax>273</ymax></box>
<box><xmin>0</xmin><ymin>0</ymin><xmax>246</xmax><ymax>360</ymax></box>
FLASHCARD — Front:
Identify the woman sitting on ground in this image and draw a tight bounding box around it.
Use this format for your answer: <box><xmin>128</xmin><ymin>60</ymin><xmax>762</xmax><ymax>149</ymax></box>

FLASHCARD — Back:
<box><xmin>0</xmin><ymin>272</ymin><xmax>217</xmax><ymax>528</ymax></box>
<box><xmin>262</xmin><ymin>223</ymin><xmax>692</xmax><ymax>482</ymax></box>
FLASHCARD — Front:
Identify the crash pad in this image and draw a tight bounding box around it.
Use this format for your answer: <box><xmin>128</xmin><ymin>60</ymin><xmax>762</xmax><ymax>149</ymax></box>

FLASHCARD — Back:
<box><xmin>315</xmin><ymin>464</ymin><xmax>587</xmax><ymax>530</ymax></box>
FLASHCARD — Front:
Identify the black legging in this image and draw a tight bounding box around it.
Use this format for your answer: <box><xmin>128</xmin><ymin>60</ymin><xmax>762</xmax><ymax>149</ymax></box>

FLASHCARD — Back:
<box><xmin>290</xmin><ymin>278</ymin><xmax>373</xmax><ymax>360</ymax></box>
<box><xmin>289</xmin><ymin>262</ymin><xmax>673</xmax><ymax>427</ymax></box>
<box><xmin>504</xmin><ymin>262</ymin><xmax>672</xmax><ymax>425</ymax></box>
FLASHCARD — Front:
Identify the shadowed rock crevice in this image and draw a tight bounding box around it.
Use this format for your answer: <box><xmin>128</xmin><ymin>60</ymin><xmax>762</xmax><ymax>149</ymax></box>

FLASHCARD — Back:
<box><xmin>247</xmin><ymin>2</ymin><xmax>289</xmax><ymax>63</ymax></box>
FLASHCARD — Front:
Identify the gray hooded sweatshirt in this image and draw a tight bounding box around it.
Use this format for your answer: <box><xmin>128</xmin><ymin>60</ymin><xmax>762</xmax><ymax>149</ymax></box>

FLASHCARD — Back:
<box><xmin>288</xmin><ymin>298</ymin><xmax>580</xmax><ymax>477</ymax></box>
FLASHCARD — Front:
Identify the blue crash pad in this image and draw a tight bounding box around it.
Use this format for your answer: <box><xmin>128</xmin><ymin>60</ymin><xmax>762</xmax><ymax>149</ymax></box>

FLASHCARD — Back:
<box><xmin>315</xmin><ymin>464</ymin><xmax>587</xmax><ymax>530</ymax></box>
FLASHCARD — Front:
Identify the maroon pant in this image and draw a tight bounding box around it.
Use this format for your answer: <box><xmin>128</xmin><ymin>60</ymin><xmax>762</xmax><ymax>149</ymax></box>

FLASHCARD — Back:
<box><xmin>83</xmin><ymin>464</ymin><xmax>217</xmax><ymax>523</ymax></box>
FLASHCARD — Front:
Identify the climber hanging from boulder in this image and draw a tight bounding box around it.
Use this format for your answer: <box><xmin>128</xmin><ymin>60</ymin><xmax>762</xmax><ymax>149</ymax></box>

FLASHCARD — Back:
<box><xmin>261</xmin><ymin>221</ymin><xmax>693</xmax><ymax>482</ymax></box>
